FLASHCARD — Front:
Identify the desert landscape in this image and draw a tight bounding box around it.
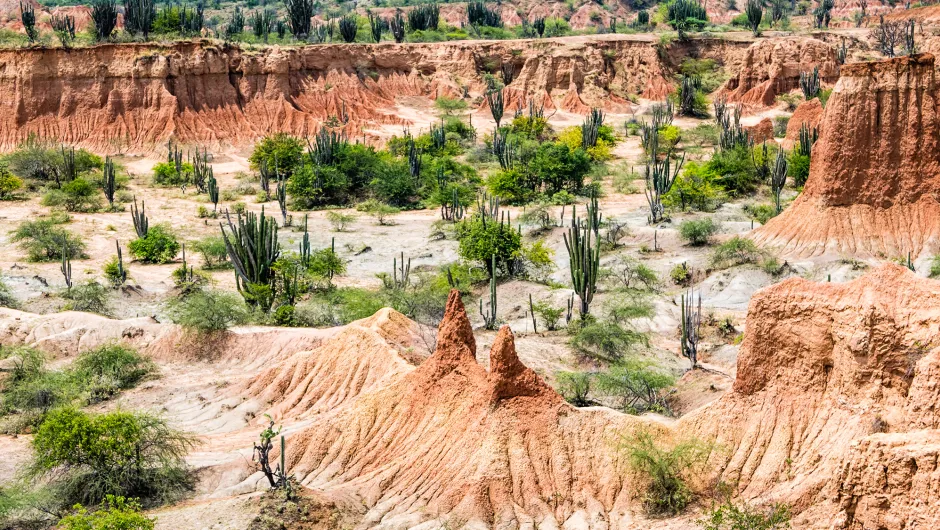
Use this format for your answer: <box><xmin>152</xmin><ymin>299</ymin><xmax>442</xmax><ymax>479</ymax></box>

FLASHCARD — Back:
<box><xmin>0</xmin><ymin>0</ymin><xmax>938</xmax><ymax>528</ymax></box>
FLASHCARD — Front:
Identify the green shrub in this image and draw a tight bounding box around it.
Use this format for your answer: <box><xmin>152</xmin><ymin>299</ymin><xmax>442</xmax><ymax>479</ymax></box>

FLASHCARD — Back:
<box><xmin>773</xmin><ymin>116</ymin><xmax>789</xmax><ymax>138</ymax></box>
<box><xmin>571</xmin><ymin>321</ymin><xmax>647</xmax><ymax>363</ymax></box>
<box><xmin>555</xmin><ymin>371</ymin><xmax>592</xmax><ymax>406</ymax></box>
<box><xmin>710</xmin><ymin>237</ymin><xmax>764</xmax><ymax>269</ymax></box>
<box><xmin>670</xmin><ymin>262</ymin><xmax>692</xmax><ymax>286</ymax></box>
<box><xmin>58</xmin><ymin>495</ymin><xmax>155</xmax><ymax>530</ymax></box>
<box><xmin>168</xmin><ymin>289</ymin><xmax>249</xmax><ymax>333</ymax></box>
<box><xmin>709</xmin><ymin>145</ymin><xmax>762</xmax><ymax>197</ymax></box>
<box><xmin>0</xmin><ymin>273</ymin><xmax>17</xmax><ymax>309</ymax></box>
<box><xmin>129</xmin><ymin>225</ymin><xmax>180</xmax><ymax>264</ymax></box>
<box><xmin>72</xmin><ymin>344</ymin><xmax>155</xmax><ymax>403</ymax></box>
<box><xmin>698</xmin><ymin>498</ymin><xmax>791</xmax><ymax>530</ymax></box>
<box><xmin>357</xmin><ymin>199</ymin><xmax>400</xmax><ymax>225</ymax></box>
<box><xmin>623</xmin><ymin>430</ymin><xmax>711</xmax><ymax>515</ymax></box>
<box><xmin>4</xmin><ymin>141</ymin><xmax>101</xmax><ymax>184</ymax></box>
<box><xmin>151</xmin><ymin>161</ymin><xmax>194</xmax><ymax>187</ymax></box>
<box><xmin>679</xmin><ymin>218</ymin><xmax>721</xmax><ymax>245</ymax></box>
<box><xmin>530</xmin><ymin>142</ymin><xmax>592</xmax><ymax>194</ymax></box>
<box><xmin>788</xmin><ymin>151</ymin><xmax>811</xmax><ymax>187</ymax></box>
<box><xmin>249</xmin><ymin>133</ymin><xmax>306</xmax><ymax>178</ymax></box>
<box><xmin>744</xmin><ymin>203</ymin><xmax>777</xmax><ymax>225</ymax></box>
<box><xmin>664</xmin><ymin>162</ymin><xmax>726</xmax><ymax>212</ymax></box>
<box><xmin>30</xmin><ymin>408</ymin><xmax>195</xmax><ymax>508</ymax></box>
<box><xmin>456</xmin><ymin>217</ymin><xmax>522</xmax><ymax>276</ymax></box>
<box><xmin>41</xmin><ymin>178</ymin><xmax>102</xmax><ymax>212</ymax></box>
<box><xmin>326</xmin><ymin>211</ymin><xmax>356</xmax><ymax>232</ymax></box>
<box><xmin>533</xmin><ymin>300</ymin><xmax>565</xmax><ymax>331</ymax></box>
<box><xmin>231</xmin><ymin>201</ymin><xmax>247</xmax><ymax>215</ymax></box>
<box><xmin>11</xmin><ymin>219</ymin><xmax>86</xmax><ymax>262</ymax></box>
<box><xmin>604</xmin><ymin>255</ymin><xmax>659</xmax><ymax>292</ymax></box>
<box><xmin>519</xmin><ymin>239</ymin><xmax>556</xmax><ymax>282</ymax></box>
<box><xmin>63</xmin><ymin>281</ymin><xmax>111</xmax><ymax>316</ymax></box>
<box><xmin>0</xmin><ymin>165</ymin><xmax>23</xmax><ymax>199</ymax></box>
<box><xmin>103</xmin><ymin>256</ymin><xmax>128</xmax><ymax>288</ymax></box>
<box><xmin>486</xmin><ymin>168</ymin><xmax>535</xmax><ymax>205</ymax></box>
<box><xmin>191</xmin><ymin>236</ymin><xmax>229</xmax><ymax>269</ymax></box>
<box><xmin>434</xmin><ymin>96</ymin><xmax>468</xmax><ymax>115</ymax></box>
<box><xmin>307</xmin><ymin>247</ymin><xmax>346</xmax><ymax>281</ymax></box>
<box><xmin>930</xmin><ymin>255</ymin><xmax>940</xmax><ymax>279</ymax></box>
<box><xmin>679</xmin><ymin>58</ymin><xmax>726</xmax><ymax>94</ymax></box>
<box><xmin>595</xmin><ymin>359</ymin><xmax>675</xmax><ymax>413</ymax></box>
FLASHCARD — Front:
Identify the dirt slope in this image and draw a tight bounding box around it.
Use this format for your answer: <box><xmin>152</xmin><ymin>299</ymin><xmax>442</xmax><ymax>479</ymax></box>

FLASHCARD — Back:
<box><xmin>754</xmin><ymin>53</ymin><xmax>940</xmax><ymax>258</ymax></box>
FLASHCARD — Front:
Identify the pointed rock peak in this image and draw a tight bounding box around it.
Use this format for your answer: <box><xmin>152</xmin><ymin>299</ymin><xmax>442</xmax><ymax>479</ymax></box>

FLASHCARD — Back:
<box><xmin>489</xmin><ymin>325</ymin><xmax>525</xmax><ymax>379</ymax></box>
<box><xmin>488</xmin><ymin>325</ymin><xmax>560</xmax><ymax>403</ymax></box>
<box><xmin>430</xmin><ymin>290</ymin><xmax>476</xmax><ymax>367</ymax></box>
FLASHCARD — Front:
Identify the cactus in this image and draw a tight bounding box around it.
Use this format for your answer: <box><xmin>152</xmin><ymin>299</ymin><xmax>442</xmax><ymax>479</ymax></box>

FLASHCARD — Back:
<box><xmin>528</xmin><ymin>293</ymin><xmax>538</xmax><ymax>333</ymax></box>
<box><xmin>667</xmin><ymin>0</ymin><xmax>707</xmax><ymax>38</ymax></box>
<box><xmin>745</xmin><ymin>0</ymin><xmax>762</xmax><ymax>36</ymax></box>
<box><xmin>389</xmin><ymin>9</ymin><xmax>406</xmax><ymax>42</ymax></box>
<box><xmin>644</xmin><ymin>134</ymin><xmax>685</xmax><ymax>224</ymax></box>
<box><xmin>752</xmin><ymin>141</ymin><xmax>771</xmax><ymax>183</ymax></box>
<box><xmin>299</xmin><ymin>214</ymin><xmax>311</xmax><ymax>267</ymax></box>
<box><xmin>61</xmin><ymin>146</ymin><xmax>77</xmax><ymax>183</ymax></box>
<box><xmin>408</xmin><ymin>3</ymin><xmax>439</xmax><ymax>31</ymax></box>
<box><xmin>430</xmin><ymin>119</ymin><xmax>447</xmax><ymax>150</ymax></box>
<box><xmin>485</xmin><ymin>88</ymin><xmax>504</xmax><ymax>127</ymax></box>
<box><xmin>904</xmin><ymin>19</ymin><xmax>916</xmax><ymax>55</ymax></box>
<box><xmin>800</xmin><ymin>66</ymin><xmax>820</xmax><ymax>100</ymax></box>
<box><xmin>131</xmin><ymin>197</ymin><xmax>149</xmax><ymax>238</ymax></box>
<box><xmin>771</xmin><ymin>146</ymin><xmax>788</xmax><ymax>214</ymax></box>
<box><xmin>680</xmin><ymin>289</ymin><xmax>702</xmax><ymax>368</ymax></box>
<box><xmin>179</xmin><ymin>3</ymin><xmax>204</xmax><ymax>34</ymax></box>
<box><xmin>467</xmin><ymin>1</ymin><xmax>502</xmax><ymax>27</ymax></box>
<box><xmin>564</xmin><ymin>210</ymin><xmax>600</xmax><ymax>320</ymax></box>
<box><xmin>477</xmin><ymin>191</ymin><xmax>500</xmax><ymax>223</ymax></box>
<box><xmin>407</xmin><ymin>135</ymin><xmax>422</xmax><ymax>178</ymax></box>
<box><xmin>308</xmin><ymin>126</ymin><xmax>347</xmax><ymax>166</ymax></box>
<box><xmin>91</xmin><ymin>0</ymin><xmax>118</xmax><ymax>41</ymax></box>
<box><xmin>20</xmin><ymin>2</ymin><xmax>38</xmax><ymax>43</ymax></box>
<box><xmin>258</xmin><ymin>158</ymin><xmax>273</xmax><ymax>199</ymax></box>
<box><xmin>51</xmin><ymin>14</ymin><xmax>76</xmax><ymax>47</ymax></box>
<box><xmin>479</xmin><ymin>255</ymin><xmax>498</xmax><ymax>330</ymax></box>
<box><xmin>285</xmin><ymin>0</ymin><xmax>312</xmax><ymax>39</ymax></box>
<box><xmin>715</xmin><ymin>99</ymin><xmax>748</xmax><ymax>151</ymax></box>
<box><xmin>501</xmin><ymin>62</ymin><xmax>515</xmax><ymax>85</ymax></box>
<box><xmin>208</xmin><ymin>171</ymin><xmax>219</xmax><ymax>212</ymax></box>
<box><xmin>797</xmin><ymin>123</ymin><xmax>818</xmax><ymax>157</ymax></box>
<box><xmin>837</xmin><ymin>37</ymin><xmax>848</xmax><ymax>65</ymax></box>
<box><xmin>368</xmin><ymin>12</ymin><xmax>383</xmax><ymax>42</ymax></box>
<box><xmin>566</xmin><ymin>293</ymin><xmax>574</xmax><ymax>325</ymax></box>
<box><xmin>492</xmin><ymin>128</ymin><xmax>515</xmax><ymax>169</ymax></box>
<box><xmin>677</xmin><ymin>74</ymin><xmax>702</xmax><ymax>117</ymax></box>
<box><xmin>385</xmin><ymin>252</ymin><xmax>411</xmax><ymax>289</ymax></box>
<box><xmin>532</xmin><ymin>16</ymin><xmax>546</xmax><ymax>37</ymax></box>
<box><xmin>907</xmin><ymin>252</ymin><xmax>915</xmax><ymax>272</ymax></box>
<box><xmin>61</xmin><ymin>242</ymin><xmax>72</xmax><ymax>291</ymax></box>
<box><xmin>441</xmin><ymin>188</ymin><xmax>465</xmax><ymax>222</ymax></box>
<box><xmin>338</xmin><ymin>15</ymin><xmax>357</xmax><ymax>42</ymax></box>
<box><xmin>586</xmin><ymin>189</ymin><xmax>602</xmax><ymax>238</ymax></box>
<box><xmin>114</xmin><ymin>239</ymin><xmax>127</xmax><ymax>287</ymax></box>
<box><xmin>635</xmin><ymin>10</ymin><xmax>650</xmax><ymax>26</ymax></box>
<box><xmin>276</xmin><ymin>176</ymin><xmax>289</xmax><ymax>226</ymax></box>
<box><xmin>582</xmin><ymin>108</ymin><xmax>604</xmax><ymax>149</ymax></box>
<box><xmin>103</xmin><ymin>157</ymin><xmax>116</xmax><ymax>209</ymax></box>
<box><xmin>309</xmin><ymin>20</ymin><xmax>328</xmax><ymax>43</ymax></box>
<box><xmin>192</xmin><ymin>148</ymin><xmax>210</xmax><ymax>193</ymax></box>
<box><xmin>225</xmin><ymin>6</ymin><xmax>245</xmax><ymax>38</ymax></box>
<box><xmin>221</xmin><ymin>207</ymin><xmax>281</xmax><ymax>310</ymax></box>
<box><xmin>124</xmin><ymin>0</ymin><xmax>156</xmax><ymax>39</ymax></box>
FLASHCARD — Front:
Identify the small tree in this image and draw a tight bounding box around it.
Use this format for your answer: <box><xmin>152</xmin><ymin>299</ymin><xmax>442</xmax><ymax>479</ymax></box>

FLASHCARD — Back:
<box><xmin>253</xmin><ymin>417</ymin><xmax>291</xmax><ymax>491</ymax></box>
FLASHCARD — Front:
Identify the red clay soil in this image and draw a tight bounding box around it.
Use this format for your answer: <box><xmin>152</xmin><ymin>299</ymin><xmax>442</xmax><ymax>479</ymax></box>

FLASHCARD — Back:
<box><xmin>784</xmin><ymin>97</ymin><xmax>824</xmax><ymax>142</ymax></box>
<box><xmin>681</xmin><ymin>265</ymin><xmax>940</xmax><ymax>529</ymax></box>
<box><xmin>745</xmin><ymin>117</ymin><xmax>775</xmax><ymax>143</ymax></box>
<box><xmin>754</xmin><ymin>53</ymin><xmax>940</xmax><ymax>257</ymax></box>
<box><xmin>0</xmin><ymin>36</ymin><xmax>692</xmax><ymax>153</ymax></box>
<box><xmin>720</xmin><ymin>36</ymin><xmax>839</xmax><ymax>107</ymax></box>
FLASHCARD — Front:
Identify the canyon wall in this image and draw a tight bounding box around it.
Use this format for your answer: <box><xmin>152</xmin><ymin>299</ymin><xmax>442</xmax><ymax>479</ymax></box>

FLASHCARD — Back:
<box><xmin>0</xmin><ymin>36</ymin><xmax>739</xmax><ymax>154</ymax></box>
<box><xmin>754</xmin><ymin>53</ymin><xmax>940</xmax><ymax>257</ymax></box>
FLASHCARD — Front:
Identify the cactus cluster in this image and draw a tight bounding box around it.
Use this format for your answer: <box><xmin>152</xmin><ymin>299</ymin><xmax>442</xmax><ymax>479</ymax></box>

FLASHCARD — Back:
<box><xmin>770</xmin><ymin>146</ymin><xmax>788</xmax><ymax>214</ymax></box>
<box><xmin>797</xmin><ymin>123</ymin><xmax>818</xmax><ymax>157</ymax></box>
<box><xmin>408</xmin><ymin>4</ymin><xmax>439</xmax><ymax>31</ymax></box>
<box><xmin>285</xmin><ymin>0</ymin><xmax>313</xmax><ymax>39</ymax></box>
<box><xmin>480</xmin><ymin>255</ymin><xmax>498</xmax><ymax>329</ymax></box>
<box><xmin>91</xmin><ymin>0</ymin><xmax>118</xmax><ymax>41</ymax></box>
<box><xmin>564</xmin><ymin>207</ymin><xmax>601</xmax><ymax>320</ymax></box>
<box><xmin>800</xmin><ymin>66</ymin><xmax>820</xmax><ymax>100</ymax></box>
<box><xmin>221</xmin><ymin>207</ymin><xmax>281</xmax><ymax>309</ymax></box>
<box><xmin>492</xmin><ymin>128</ymin><xmax>516</xmax><ymax>169</ymax></box>
<box><xmin>308</xmin><ymin>126</ymin><xmax>347</xmax><ymax>166</ymax></box>
<box><xmin>467</xmin><ymin>1</ymin><xmax>502</xmax><ymax>27</ymax></box>
<box><xmin>124</xmin><ymin>0</ymin><xmax>156</xmax><ymax>39</ymax></box>
<box><xmin>430</xmin><ymin>119</ymin><xmax>447</xmax><ymax>150</ymax></box>
<box><xmin>714</xmin><ymin>97</ymin><xmax>748</xmax><ymax>151</ymax></box>
<box><xmin>20</xmin><ymin>2</ymin><xmax>38</xmax><ymax>43</ymax></box>
<box><xmin>103</xmin><ymin>157</ymin><xmax>116</xmax><ymax>209</ymax></box>
<box><xmin>680</xmin><ymin>289</ymin><xmax>702</xmax><ymax>368</ymax></box>
<box><xmin>532</xmin><ymin>17</ymin><xmax>546</xmax><ymax>37</ymax></box>
<box><xmin>225</xmin><ymin>6</ymin><xmax>245</xmax><ymax>38</ymax></box>
<box><xmin>644</xmin><ymin>133</ymin><xmax>685</xmax><ymax>224</ymax></box>
<box><xmin>389</xmin><ymin>10</ymin><xmax>406</xmax><ymax>42</ymax></box>
<box><xmin>368</xmin><ymin>12</ymin><xmax>384</xmax><ymax>42</ymax></box>
<box><xmin>51</xmin><ymin>14</ymin><xmax>76</xmax><ymax>47</ymax></box>
<box><xmin>677</xmin><ymin>74</ymin><xmax>702</xmax><ymax>117</ymax></box>
<box><xmin>131</xmin><ymin>197</ymin><xmax>149</xmax><ymax>238</ymax></box>
<box><xmin>486</xmin><ymin>88</ymin><xmax>505</xmax><ymax>127</ymax></box>
<box><xmin>339</xmin><ymin>15</ymin><xmax>358</xmax><ymax>42</ymax></box>
<box><xmin>582</xmin><ymin>108</ymin><xmax>605</xmax><ymax>149</ymax></box>
<box><xmin>441</xmin><ymin>188</ymin><xmax>465</xmax><ymax>222</ymax></box>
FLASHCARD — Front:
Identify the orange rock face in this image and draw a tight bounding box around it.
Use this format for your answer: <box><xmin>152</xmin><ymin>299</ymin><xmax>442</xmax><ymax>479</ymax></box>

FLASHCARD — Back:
<box><xmin>745</xmin><ymin>116</ymin><xmax>775</xmax><ymax>143</ymax></box>
<box><xmin>0</xmin><ymin>37</ymin><xmax>703</xmax><ymax>153</ymax></box>
<box><xmin>682</xmin><ymin>265</ymin><xmax>940</xmax><ymax>528</ymax></box>
<box><xmin>720</xmin><ymin>37</ymin><xmax>839</xmax><ymax>107</ymax></box>
<box><xmin>754</xmin><ymin>53</ymin><xmax>940</xmax><ymax>257</ymax></box>
<box><xmin>784</xmin><ymin>97</ymin><xmax>824</xmax><ymax>142</ymax></box>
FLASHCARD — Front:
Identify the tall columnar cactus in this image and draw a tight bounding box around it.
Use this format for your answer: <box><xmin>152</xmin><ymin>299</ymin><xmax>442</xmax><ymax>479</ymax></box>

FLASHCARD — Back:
<box><xmin>501</xmin><ymin>62</ymin><xmax>515</xmax><ymax>85</ymax></box>
<box><xmin>225</xmin><ymin>6</ymin><xmax>245</xmax><ymax>39</ymax></box>
<box><xmin>467</xmin><ymin>1</ymin><xmax>502</xmax><ymax>27</ymax></box>
<box><xmin>492</xmin><ymin>128</ymin><xmax>515</xmax><ymax>169</ymax></box>
<box><xmin>51</xmin><ymin>14</ymin><xmax>76</xmax><ymax>47</ymax></box>
<box><xmin>677</xmin><ymin>74</ymin><xmax>702</xmax><ymax>117</ymax></box>
<box><xmin>338</xmin><ymin>15</ymin><xmax>357</xmax><ymax>42</ymax></box>
<box><xmin>221</xmin><ymin>207</ymin><xmax>281</xmax><ymax>309</ymax></box>
<box><xmin>192</xmin><ymin>148</ymin><xmax>211</xmax><ymax>193</ymax></box>
<box><xmin>299</xmin><ymin>214</ymin><xmax>311</xmax><ymax>267</ymax></box>
<box><xmin>251</xmin><ymin>9</ymin><xmax>273</xmax><ymax>41</ymax></box>
<box><xmin>582</xmin><ymin>108</ymin><xmax>604</xmax><ymax>149</ymax></box>
<box><xmin>479</xmin><ymin>255</ymin><xmax>498</xmax><ymax>330</ymax></box>
<box><xmin>285</xmin><ymin>0</ymin><xmax>313</xmax><ymax>39</ymax></box>
<box><xmin>564</xmin><ymin>211</ymin><xmax>600</xmax><ymax>320</ymax></box>
<box><xmin>770</xmin><ymin>147</ymin><xmax>788</xmax><ymax>214</ymax></box>
<box><xmin>715</xmin><ymin>99</ymin><xmax>748</xmax><ymax>151</ymax></box>
<box><xmin>586</xmin><ymin>189</ymin><xmax>602</xmax><ymax>238</ymax></box>
<box><xmin>388</xmin><ymin>252</ymin><xmax>411</xmax><ymax>289</ymax></box>
<box><xmin>114</xmin><ymin>239</ymin><xmax>127</xmax><ymax>287</ymax></box>
<box><xmin>124</xmin><ymin>0</ymin><xmax>156</xmax><ymax>38</ymax></box>
<box><xmin>800</xmin><ymin>66</ymin><xmax>820</xmax><ymax>100</ymax></box>
<box><xmin>680</xmin><ymin>289</ymin><xmax>702</xmax><ymax>368</ymax></box>
<box><xmin>477</xmin><ymin>191</ymin><xmax>500</xmax><ymax>224</ymax></box>
<box><xmin>644</xmin><ymin>134</ymin><xmax>685</xmax><ymax>224</ymax></box>
<box><xmin>745</xmin><ymin>0</ymin><xmax>762</xmax><ymax>36</ymax></box>
<box><xmin>61</xmin><ymin>242</ymin><xmax>72</xmax><ymax>291</ymax></box>
<box><xmin>307</xmin><ymin>126</ymin><xmax>346</xmax><ymax>166</ymax></box>
<box><xmin>131</xmin><ymin>197</ymin><xmax>149</xmax><ymax>238</ymax></box>
<box><xmin>389</xmin><ymin>10</ymin><xmax>406</xmax><ymax>42</ymax></box>
<box><xmin>368</xmin><ymin>12</ymin><xmax>383</xmax><ymax>42</ymax></box>
<box><xmin>103</xmin><ymin>157</ymin><xmax>116</xmax><ymax>209</ymax></box>
<box><xmin>485</xmin><ymin>88</ymin><xmax>504</xmax><ymax>127</ymax></box>
<box><xmin>276</xmin><ymin>176</ymin><xmax>289</xmax><ymax>226</ymax></box>
<box><xmin>407</xmin><ymin>135</ymin><xmax>422</xmax><ymax>179</ymax></box>
<box><xmin>91</xmin><ymin>0</ymin><xmax>118</xmax><ymax>41</ymax></box>
<box><xmin>430</xmin><ymin>119</ymin><xmax>447</xmax><ymax>150</ymax></box>
<box><xmin>798</xmin><ymin>123</ymin><xmax>818</xmax><ymax>157</ymax></box>
<box><xmin>61</xmin><ymin>146</ymin><xmax>77</xmax><ymax>183</ymax></box>
<box><xmin>207</xmin><ymin>171</ymin><xmax>219</xmax><ymax>212</ymax></box>
<box><xmin>904</xmin><ymin>19</ymin><xmax>916</xmax><ymax>56</ymax></box>
<box><xmin>20</xmin><ymin>2</ymin><xmax>38</xmax><ymax>43</ymax></box>
<box><xmin>441</xmin><ymin>188</ymin><xmax>465</xmax><ymax>222</ymax></box>
<box><xmin>752</xmin><ymin>141</ymin><xmax>771</xmax><ymax>183</ymax></box>
<box><xmin>532</xmin><ymin>16</ymin><xmax>546</xmax><ymax>37</ymax></box>
<box><xmin>258</xmin><ymin>159</ymin><xmax>273</xmax><ymax>199</ymax></box>
<box><xmin>837</xmin><ymin>37</ymin><xmax>848</xmax><ymax>65</ymax></box>
<box><xmin>408</xmin><ymin>3</ymin><xmax>439</xmax><ymax>31</ymax></box>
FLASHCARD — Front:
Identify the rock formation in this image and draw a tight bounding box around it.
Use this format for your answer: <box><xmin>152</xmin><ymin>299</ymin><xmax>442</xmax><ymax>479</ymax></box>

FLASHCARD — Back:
<box><xmin>720</xmin><ymin>37</ymin><xmax>839</xmax><ymax>107</ymax></box>
<box><xmin>745</xmin><ymin>117</ymin><xmax>775</xmax><ymax>143</ymax></box>
<box><xmin>682</xmin><ymin>265</ymin><xmax>940</xmax><ymax>529</ymax></box>
<box><xmin>754</xmin><ymin>53</ymin><xmax>940</xmax><ymax>257</ymax></box>
<box><xmin>0</xmin><ymin>36</ymin><xmax>731</xmax><ymax>153</ymax></box>
<box><xmin>784</xmin><ymin>97</ymin><xmax>824</xmax><ymax>143</ymax></box>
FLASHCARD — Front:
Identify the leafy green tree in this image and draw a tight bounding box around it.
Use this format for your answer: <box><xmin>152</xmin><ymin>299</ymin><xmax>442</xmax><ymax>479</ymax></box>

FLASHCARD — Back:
<box><xmin>595</xmin><ymin>359</ymin><xmax>675</xmax><ymax>413</ymax></box>
<box><xmin>128</xmin><ymin>224</ymin><xmax>180</xmax><ymax>264</ymax></box>
<box><xmin>0</xmin><ymin>165</ymin><xmax>23</xmax><ymax>199</ymax></box>
<box><xmin>529</xmin><ymin>142</ymin><xmax>592</xmax><ymax>193</ymax></box>
<box><xmin>58</xmin><ymin>496</ymin><xmax>155</xmax><ymax>530</ymax></box>
<box><xmin>11</xmin><ymin>219</ymin><xmax>86</xmax><ymax>262</ymax></box>
<box><xmin>249</xmin><ymin>133</ymin><xmax>305</xmax><ymax>178</ymax></box>
<box><xmin>167</xmin><ymin>289</ymin><xmax>249</xmax><ymax>332</ymax></box>
<box><xmin>456</xmin><ymin>218</ymin><xmax>522</xmax><ymax>276</ymax></box>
